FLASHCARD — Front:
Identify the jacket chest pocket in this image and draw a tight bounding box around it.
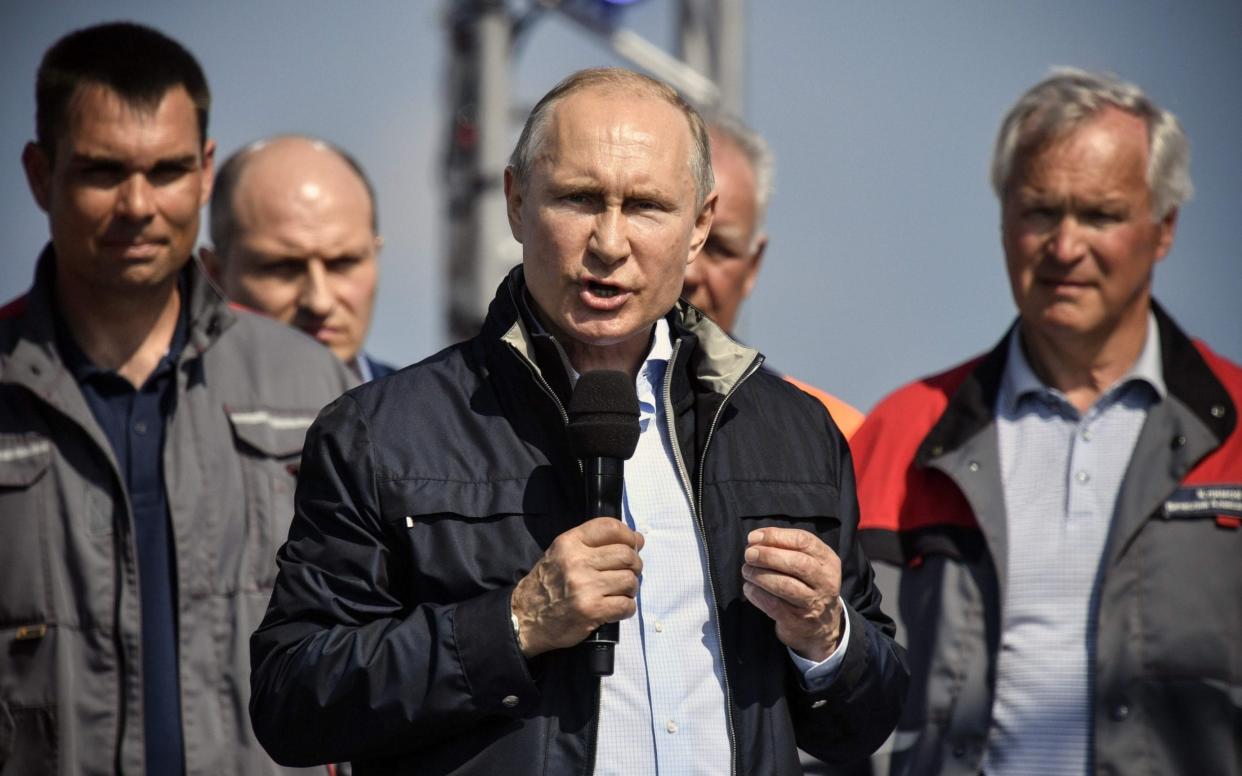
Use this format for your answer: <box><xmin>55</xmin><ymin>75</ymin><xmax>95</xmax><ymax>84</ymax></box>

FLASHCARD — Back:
<box><xmin>0</xmin><ymin>433</ymin><xmax>53</xmax><ymax>627</ymax></box>
<box><xmin>226</xmin><ymin>408</ymin><xmax>317</xmax><ymax>592</ymax></box>
<box><xmin>705</xmin><ymin>479</ymin><xmax>842</xmax><ymax>539</ymax></box>
<box><xmin>381</xmin><ymin>474</ymin><xmax>569</xmax><ymax>604</ymax></box>
<box><xmin>1132</xmin><ymin>498</ymin><xmax>1242</xmax><ymax>680</ymax></box>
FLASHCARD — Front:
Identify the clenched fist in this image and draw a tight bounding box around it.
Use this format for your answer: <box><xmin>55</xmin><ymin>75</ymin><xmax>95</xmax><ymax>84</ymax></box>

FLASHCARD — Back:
<box><xmin>510</xmin><ymin>517</ymin><xmax>644</xmax><ymax>658</ymax></box>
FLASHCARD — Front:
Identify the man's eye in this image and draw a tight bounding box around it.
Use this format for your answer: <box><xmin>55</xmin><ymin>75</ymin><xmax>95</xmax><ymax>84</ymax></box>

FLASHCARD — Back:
<box><xmin>561</xmin><ymin>193</ymin><xmax>592</xmax><ymax>206</ymax></box>
<box><xmin>703</xmin><ymin>239</ymin><xmax>738</xmax><ymax>261</ymax></box>
<box><xmin>149</xmin><ymin>163</ymin><xmax>191</xmax><ymax>185</ymax></box>
<box><xmin>260</xmin><ymin>261</ymin><xmax>304</xmax><ymax>277</ymax></box>
<box><xmin>78</xmin><ymin>165</ymin><xmax>126</xmax><ymax>186</ymax></box>
<box><xmin>327</xmin><ymin>256</ymin><xmax>361</xmax><ymax>272</ymax></box>
<box><xmin>1084</xmin><ymin>210</ymin><xmax>1122</xmax><ymax>225</ymax></box>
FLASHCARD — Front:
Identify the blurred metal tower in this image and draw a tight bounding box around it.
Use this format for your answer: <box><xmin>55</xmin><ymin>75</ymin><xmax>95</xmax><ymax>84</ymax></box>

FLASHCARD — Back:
<box><xmin>443</xmin><ymin>0</ymin><xmax>745</xmax><ymax>343</ymax></box>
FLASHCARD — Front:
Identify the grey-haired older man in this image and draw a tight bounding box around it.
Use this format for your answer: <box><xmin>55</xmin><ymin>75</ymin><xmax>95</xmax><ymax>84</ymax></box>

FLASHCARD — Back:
<box><xmin>852</xmin><ymin>68</ymin><xmax>1242</xmax><ymax>776</ymax></box>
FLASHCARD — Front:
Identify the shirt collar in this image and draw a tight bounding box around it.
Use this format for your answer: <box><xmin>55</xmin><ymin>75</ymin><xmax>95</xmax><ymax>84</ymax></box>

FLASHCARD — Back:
<box><xmin>354</xmin><ymin>353</ymin><xmax>373</xmax><ymax>383</ymax></box>
<box><xmin>518</xmin><ymin>288</ymin><xmax>672</xmax><ymax>396</ymax></box>
<box><xmin>1000</xmin><ymin>311</ymin><xmax>1167</xmax><ymax>414</ymax></box>
<box><xmin>634</xmin><ymin>318</ymin><xmax>672</xmax><ymax>419</ymax></box>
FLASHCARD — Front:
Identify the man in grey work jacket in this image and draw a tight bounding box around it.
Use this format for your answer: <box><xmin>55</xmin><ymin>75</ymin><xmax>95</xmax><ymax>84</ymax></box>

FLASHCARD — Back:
<box><xmin>250</xmin><ymin>67</ymin><xmax>908</xmax><ymax>775</ymax></box>
<box><xmin>0</xmin><ymin>22</ymin><xmax>352</xmax><ymax>775</ymax></box>
<box><xmin>852</xmin><ymin>68</ymin><xmax>1242</xmax><ymax>775</ymax></box>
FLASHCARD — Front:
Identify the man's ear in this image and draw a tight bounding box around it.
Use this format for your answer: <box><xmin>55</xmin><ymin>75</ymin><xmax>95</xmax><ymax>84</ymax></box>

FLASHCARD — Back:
<box><xmin>503</xmin><ymin>167</ymin><xmax>524</xmax><ymax>243</ymax></box>
<box><xmin>741</xmin><ymin>233</ymin><xmax>767</xmax><ymax>300</ymax></box>
<box><xmin>22</xmin><ymin>142</ymin><xmax>52</xmax><ymax>213</ymax></box>
<box><xmin>1154</xmin><ymin>207</ymin><xmax>1178</xmax><ymax>262</ymax></box>
<box><xmin>688</xmin><ymin>190</ymin><xmax>718</xmax><ymax>259</ymax></box>
<box><xmin>199</xmin><ymin>138</ymin><xmax>217</xmax><ymax>207</ymax></box>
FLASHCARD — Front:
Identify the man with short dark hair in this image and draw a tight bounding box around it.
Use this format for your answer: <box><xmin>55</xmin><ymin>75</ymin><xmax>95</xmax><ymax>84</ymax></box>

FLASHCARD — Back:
<box><xmin>250</xmin><ymin>67</ymin><xmax>907</xmax><ymax>775</ymax></box>
<box><xmin>852</xmin><ymin>68</ymin><xmax>1242</xmax><ymax>775</ymax></box>
<box><xmin>0</xmin><ymin>22</ymin><xmax>351</xmax><ymax>774</ymax></box>
<box><xmin>684</xmin><ymin>115</ymin><xmax>865</xmax><ymax>439</ymax></box>
<box><xmin>205</xmin><ymin>135</ymin><xmax>394</xmax><ymax>381</ymax></box>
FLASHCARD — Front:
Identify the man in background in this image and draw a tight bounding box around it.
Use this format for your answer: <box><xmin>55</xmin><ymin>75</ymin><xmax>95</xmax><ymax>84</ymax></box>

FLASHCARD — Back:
<box><xmin>206</xmin><ymin>134</ymin><xmax>394</xmax><ymax>381</ymax></box>
<box><xmin>852</xmin><ymin>68</ymin><xmax>1241</xmax><ymax>775</ymax></box>
<box><xmin>683</xmin><ymin>115</ymin><xmax>864</xmax><ymax>438</ymax></box>
<box><xmin>0</xmin><ymin>22</ymin><xmax>350</xmax><ymax>774</ymax></box>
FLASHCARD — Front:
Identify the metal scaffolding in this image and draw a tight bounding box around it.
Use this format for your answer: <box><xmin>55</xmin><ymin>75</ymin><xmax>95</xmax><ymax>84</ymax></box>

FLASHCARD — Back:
<box><xmin>442</xmin><ymin>0</ymin><xmax>745</xmax><ymax>342</ymax></box>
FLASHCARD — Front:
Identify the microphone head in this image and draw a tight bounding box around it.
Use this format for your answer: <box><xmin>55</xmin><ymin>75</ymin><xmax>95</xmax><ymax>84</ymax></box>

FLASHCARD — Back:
<box><xmin>567</xmin><ymin>370</ymin><xmax>641</xmax><ymax>460</ymax></box>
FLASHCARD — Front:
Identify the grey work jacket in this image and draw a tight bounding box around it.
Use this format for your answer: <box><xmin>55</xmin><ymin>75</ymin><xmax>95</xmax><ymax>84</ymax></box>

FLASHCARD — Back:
<box><xmin>854</xmin><ymin>305</ymin><xmax>1242</xmax><ymax>776</ymax></box>
<box><xmin>0</xmin><ymin>248</ymin><xmax>354</xmax><ymax>775</ymax></box>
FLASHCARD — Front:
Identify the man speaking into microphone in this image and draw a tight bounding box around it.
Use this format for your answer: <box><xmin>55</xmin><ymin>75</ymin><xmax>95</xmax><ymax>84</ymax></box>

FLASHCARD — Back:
<box><xmin>249</xmin><ymin>68</ymin><xmax>907</xmax><ymax>775</ymax></box>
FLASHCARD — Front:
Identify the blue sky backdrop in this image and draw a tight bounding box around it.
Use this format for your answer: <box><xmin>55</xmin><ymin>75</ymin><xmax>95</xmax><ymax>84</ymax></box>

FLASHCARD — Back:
<box><xmin>3</xmin><ymin>1</ymin><xmax>1238</xmax><ymax>410</ymax></box>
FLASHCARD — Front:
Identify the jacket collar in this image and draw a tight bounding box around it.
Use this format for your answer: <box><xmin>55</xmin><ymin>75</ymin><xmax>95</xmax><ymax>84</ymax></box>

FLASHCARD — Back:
<box><xmin>7</xmin><ymin>245</ymin><xmax>236</xmax><ymax>365</ymax></box>
<box><xmin>491</xmin><ymin>266</ymin><xmax>761</xmax><ymax>405</ymax></box>
<box><xmin>2</xmin><ymin>246</ymin><xmax>238</xmax><ymax>426</ymax></box>
<box><xmin>917</xmin><ymin>300</ymin><xmax>1236</xmax><ymax>465</ymax></box>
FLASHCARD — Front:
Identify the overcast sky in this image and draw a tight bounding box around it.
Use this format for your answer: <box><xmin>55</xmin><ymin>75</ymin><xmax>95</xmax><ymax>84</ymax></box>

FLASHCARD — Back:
<box><xmin>3</xmin><ymin>1</ymin><xmax>1239</xmax><ymax>410</ymax></box>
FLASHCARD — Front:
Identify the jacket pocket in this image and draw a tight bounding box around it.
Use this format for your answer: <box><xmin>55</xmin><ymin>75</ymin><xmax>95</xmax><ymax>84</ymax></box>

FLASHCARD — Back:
<box><xmin>225</xmin><ymin>407</ymin><xmax>318</xmax><ymax>591</ymax></box>
<box><xmin>0</xmin><ymin>702</ymin><xmax>56</xmax><ymax>776</ymax></box>
<box><xmin>707</xmin><ymin>479</ymin><xmax>840</xmax><ymax>523</ymax></box>
<box><xmin>0</xmin><ymin>622</ymin><xmax>57</xmax><ymax>776</ymax></box>
<box><xmin>1135</xmin><ymin>490</ymin><xmax>1242</xmax><ymax>681</ymax></box>
<box><xmin>381</xmin><ymin>474</ymin><xmax>565</xmax><ymax>602</ymax></box>
<box><xmin>0</xmin><ymin>434</ymin><xmax>52</xmax><ymax>627</ymax></box>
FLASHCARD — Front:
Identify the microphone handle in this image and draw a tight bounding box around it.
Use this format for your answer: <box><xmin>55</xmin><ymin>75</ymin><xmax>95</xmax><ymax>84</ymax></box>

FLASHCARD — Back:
<box><xmin>582</xmin><ymin>457</ymin><xmax>624</xmax><ymax>676</ymax></box>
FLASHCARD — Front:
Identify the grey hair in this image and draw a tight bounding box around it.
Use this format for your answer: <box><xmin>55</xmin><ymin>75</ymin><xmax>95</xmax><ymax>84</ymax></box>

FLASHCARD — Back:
<box><xmin>209</xmin><ymin>134</ymin><xmax>379</xmax><ymax>258</ymax></box>
<box><xmin>508</xmin><ymin>67</ymin><xmax>714</xmax><ymax>207</ymax></box>
<box><xmin>991</xmin><ymin>67</ymin><xmax>1192</xmax><ymax>220</ymax></box>
<box><xmin>708</xmin><ymin>113</ymin><xmax>775</xmax><ymax>230</ymax></box>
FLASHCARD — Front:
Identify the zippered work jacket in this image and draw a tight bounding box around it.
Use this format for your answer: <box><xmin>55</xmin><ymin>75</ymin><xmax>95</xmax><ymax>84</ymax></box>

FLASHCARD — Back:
<box><xmin>0</xmin><ymin>248</ymin><xmax>354</xmax><ymax>775</ymax></box>
<box><xmin>852</xmin><ymin>303</ymin><xmax>1242</xmax><ymax>776</ymax></box>
<box><xmin>250</xmin><ymin>268</ymin><xmax>909</xmax><ymax>775</ymax></box>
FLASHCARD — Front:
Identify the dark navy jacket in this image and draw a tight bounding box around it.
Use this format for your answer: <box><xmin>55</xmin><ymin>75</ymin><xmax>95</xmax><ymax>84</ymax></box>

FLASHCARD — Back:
<box><xmin>250</xmin><ymin>268</ymin><xmax>908</xmax><ymax>775</ymax></box>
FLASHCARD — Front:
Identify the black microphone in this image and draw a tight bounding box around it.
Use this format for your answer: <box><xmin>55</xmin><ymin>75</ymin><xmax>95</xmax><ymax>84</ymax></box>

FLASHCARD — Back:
<box><xmin>567</xmin><ymin>370</ymin><xmax>640</xmax><ymax>677</ymax></box>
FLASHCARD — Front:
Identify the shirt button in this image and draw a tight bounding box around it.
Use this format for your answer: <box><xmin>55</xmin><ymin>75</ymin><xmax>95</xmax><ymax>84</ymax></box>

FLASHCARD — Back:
<box><xmin>1076</xmin><ymin>470</ymin><xmax>1091</xmax><ymax>484</ymax></box>
<box><xmin>501</xmin><ymin>695</ymin><xmax>519</xmax><ymax>708</ymax></box>
<box><xmin>1111</xmin><ymin>703</ymin><xmax>1130</xmax><ymax>721</ymax></box>
<box><xmin>653</xmin><ymin>621</ymin><xmax>664</xmax><ymax>633</ymax></box>
<box><xmin>133</xmin><ymin>421</ymin><xmax>148</xmax><ymax>435</ymax></box>
<box><xmin>810</xmin><ymin>699</ymin><xmax>827</xmax><ymax>709</ymax></box>
<box><xmin>665</xmin><ymin>720</ymin><xmax>678</xmax><ymax>734</ymax></box>
<box><xmin>1081</xmin><ymin>429</ymin><xmax>1092</xmax><ymax>441</ymax></box>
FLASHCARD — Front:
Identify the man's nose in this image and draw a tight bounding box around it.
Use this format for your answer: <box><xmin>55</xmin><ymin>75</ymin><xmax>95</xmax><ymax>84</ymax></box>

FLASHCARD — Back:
<box><xmin>299</xmin><ymin>260</ymin><xmax>336</xmax><ymax>317</ymax></box>
<box><xmin>588</xmin><ymin>209</ymin><xmax>630</xmax><ymax>266</ymax></box>
<box><xmin>115</xmin><ymin>174</ymin><xmax>156</xmax><ymax>221</ymax></box>
<box><xmin>1047</xmin><ymin>217</ymin><xmax>1088</xmax><ymax>263</ymax></box>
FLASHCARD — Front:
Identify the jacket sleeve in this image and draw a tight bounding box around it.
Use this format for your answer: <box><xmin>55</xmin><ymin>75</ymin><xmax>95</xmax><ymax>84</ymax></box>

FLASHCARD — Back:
<box><xmin>249</xmin><ymin>393</ymin><xmax>541</xmax><ymax>767</ymax></box>
<box><xmin>789</xmin><ymin>411</ymin><xmax>910</xmax><ymax>764</ymax></box>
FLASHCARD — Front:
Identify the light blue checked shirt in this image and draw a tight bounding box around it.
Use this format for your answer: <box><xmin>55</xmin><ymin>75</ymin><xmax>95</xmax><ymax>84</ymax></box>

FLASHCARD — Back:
<box><xmin>591</xmin><ymin>318</ymin><xmax>849</xmax><ymax>775</ymax></box>
<box><xmin>984</xmin><ymin>313</ymin><xmax>1164</xmax><ymax>776</ymax></box>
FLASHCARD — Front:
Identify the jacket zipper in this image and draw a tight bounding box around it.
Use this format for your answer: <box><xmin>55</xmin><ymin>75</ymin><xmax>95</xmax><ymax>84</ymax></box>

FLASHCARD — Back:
<box><xmin>662</xmin><ymin>341</ymin><xmax>764</xmax><ymax>776</ymax></box>
<box><xmin>506</xmin><ymin>332</ymin><xmax>762</xmax><ymax>776</ymax></box>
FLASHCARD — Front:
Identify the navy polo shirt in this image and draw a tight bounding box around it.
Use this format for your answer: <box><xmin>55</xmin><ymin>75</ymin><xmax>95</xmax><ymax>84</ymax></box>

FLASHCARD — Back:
<box><xmin>58</xmin><ymin>288</ymin><xmax>189</xmax><ymax>775</ymax></box>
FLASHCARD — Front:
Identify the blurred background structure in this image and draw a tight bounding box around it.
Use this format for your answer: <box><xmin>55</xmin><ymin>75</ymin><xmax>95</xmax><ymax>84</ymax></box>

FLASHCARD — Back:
<box><xmin>3</xmin><ymin>0</ymin><xmax>1239</xmax><ymax>410</ymax></box>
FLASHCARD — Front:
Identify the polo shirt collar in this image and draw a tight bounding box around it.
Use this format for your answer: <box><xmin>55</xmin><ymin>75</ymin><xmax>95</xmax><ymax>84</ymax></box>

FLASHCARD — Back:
<box><xmin>1000</xmin><ymin>311</ymin><xmax>1167</xmax><ymax>414</ymax></box>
